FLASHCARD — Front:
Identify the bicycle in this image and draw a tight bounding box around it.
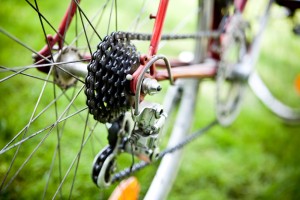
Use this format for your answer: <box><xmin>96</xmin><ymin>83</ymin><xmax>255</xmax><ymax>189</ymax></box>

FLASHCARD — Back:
<box><xmin>1</xmin><ymin>0</ymin><xmax>300</xmax><ymax>199</ymax></box>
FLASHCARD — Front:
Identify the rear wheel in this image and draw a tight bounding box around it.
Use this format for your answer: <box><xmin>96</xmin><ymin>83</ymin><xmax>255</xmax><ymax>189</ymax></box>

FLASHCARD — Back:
<box><xmin>0</xmin><ymin>0</ymin><xmax>212</xmax><ymax>199</ymax></box>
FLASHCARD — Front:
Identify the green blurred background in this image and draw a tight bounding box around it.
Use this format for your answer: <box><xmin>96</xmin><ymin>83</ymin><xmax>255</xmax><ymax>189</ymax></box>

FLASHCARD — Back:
<box><xmin>1</xmin><ymin>0</ymin><xmax>300</xmax><ymax>199</ymax></box>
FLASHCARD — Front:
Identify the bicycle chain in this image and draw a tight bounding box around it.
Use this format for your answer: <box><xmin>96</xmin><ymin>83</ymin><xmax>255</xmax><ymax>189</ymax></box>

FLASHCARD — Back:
<box><xmin>111</xmin><ymin>120</ymin><xmax>218</xmax><ymax>184</ymax></box>
<box><xmin>127</xmin><ymin>31</ymin><xmax>221</xmax><ymax>41</ymax></box>
<box><xmin>92</xmin><ymin>146</ymin><xmax>113</xmax><ymax>185</ymax></box>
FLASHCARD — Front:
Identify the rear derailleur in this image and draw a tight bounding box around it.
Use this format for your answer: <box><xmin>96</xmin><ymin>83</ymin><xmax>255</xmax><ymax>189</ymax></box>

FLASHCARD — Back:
<box><xmin>92</xmin><ymin>102</ymin><xmax>167</xmax><ymax>187</ymax></box>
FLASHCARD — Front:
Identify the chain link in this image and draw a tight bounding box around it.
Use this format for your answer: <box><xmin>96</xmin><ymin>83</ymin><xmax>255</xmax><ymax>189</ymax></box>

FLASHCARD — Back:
<box><xmin>126</xmin><ymin>30</ymin><xmax>221</xmax><ymax>41</ymax></box>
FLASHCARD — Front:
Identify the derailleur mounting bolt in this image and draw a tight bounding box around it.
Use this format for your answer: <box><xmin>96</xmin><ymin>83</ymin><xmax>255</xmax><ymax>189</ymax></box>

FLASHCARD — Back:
<box><xmin>142</xmin><ymin>78</ymin><xmax>162</xmax><ymax>95</ymax></box>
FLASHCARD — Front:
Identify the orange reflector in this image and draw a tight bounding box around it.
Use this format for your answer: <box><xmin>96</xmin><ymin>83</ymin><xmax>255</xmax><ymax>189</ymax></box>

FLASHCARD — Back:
<box><xmin>295</xmin><ymin>75</ymin><xmax>300</xmax><ymax>95</ymax></box>
<box><xmin>108</xmin><ymin>177</ymin><xmax>140</xmax><ymax>200</ymax></box>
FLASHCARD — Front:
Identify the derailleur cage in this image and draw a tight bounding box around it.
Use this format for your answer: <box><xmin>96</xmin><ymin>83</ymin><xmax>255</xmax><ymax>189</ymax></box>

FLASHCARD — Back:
<box><xmin>92</xmin><ymin>101</ymin><xmax>167</xmax><ymax>187</ymax></box>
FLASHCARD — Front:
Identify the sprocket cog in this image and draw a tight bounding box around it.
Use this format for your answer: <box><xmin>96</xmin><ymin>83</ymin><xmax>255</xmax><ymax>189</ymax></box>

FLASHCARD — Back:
<box><xmin>85</xmin><ymin>32</ymin><xmax>140</xmax><ymax>123</ymax></box>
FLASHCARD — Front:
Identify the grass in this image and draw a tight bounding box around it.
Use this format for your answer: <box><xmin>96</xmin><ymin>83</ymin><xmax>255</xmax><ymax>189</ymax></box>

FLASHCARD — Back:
<box><xmin>1</xmin><ymin>0</ymin><xmax>300</xmax><ymax>199</ymax></box>
<box><xmin>168</xmin><ymin>5</ymin><xmax>300</xmax><ymax>199</ymax></box>
<box><xmin>169</xmin><ymin>84</ymin><xmax>300</xmax><ymax>200</ymax></box>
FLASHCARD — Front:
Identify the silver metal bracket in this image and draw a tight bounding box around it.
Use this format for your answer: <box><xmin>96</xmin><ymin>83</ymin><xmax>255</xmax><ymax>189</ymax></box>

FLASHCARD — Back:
<box><xmin>128</xmin><ymin>101</ymin><xmax>167</xmax><ymax>162</ymax></box>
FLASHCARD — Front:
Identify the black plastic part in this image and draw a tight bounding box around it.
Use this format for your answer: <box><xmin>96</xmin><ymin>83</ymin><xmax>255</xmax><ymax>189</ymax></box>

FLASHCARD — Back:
<box><xmin>276</xmin><ymin>0</ymin><xmax>300</xmax><ymax>8</ymax></box>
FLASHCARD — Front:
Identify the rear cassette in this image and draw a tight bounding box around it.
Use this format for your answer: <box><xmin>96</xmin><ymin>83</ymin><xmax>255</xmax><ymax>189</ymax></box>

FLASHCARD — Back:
<box><xmin>85</xmin><ymin>32</ymin><xmax>140</xmax><ymax>123</ymax></box>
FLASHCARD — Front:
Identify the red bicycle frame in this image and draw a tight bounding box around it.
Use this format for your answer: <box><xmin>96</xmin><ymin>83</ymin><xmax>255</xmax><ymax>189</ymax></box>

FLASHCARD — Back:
<box><xmin>35</xmin><ymin>0</ymin><xmax>248</xmax><ymax>89</ymax></box>
<box><xmin>34</xmin><ymin>0</ymin><xmax>79</xmax><ymax>71</ymax></box>
<box><xmin>148</xmin><ymin>0</ymin><xmax>248</xmax><ymax>55</ymax></box>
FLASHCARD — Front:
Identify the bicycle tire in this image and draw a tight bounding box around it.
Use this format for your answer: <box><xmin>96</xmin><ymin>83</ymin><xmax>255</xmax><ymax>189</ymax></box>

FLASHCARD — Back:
<box><xmin>246</xmin><ymin>1</ymin><xmax>300</xmax><ymax>124</ymax></box>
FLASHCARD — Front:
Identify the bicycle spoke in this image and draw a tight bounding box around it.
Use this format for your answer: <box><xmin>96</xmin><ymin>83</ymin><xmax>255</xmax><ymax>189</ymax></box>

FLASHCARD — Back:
<box><xmin>115</xmin><ymin>0</ymin><xmax>118</xmax><ymax>31</ymax></box>
<box><xmin>53</xmin><ymin>75</ymin><xmax>63</xmax><ymax>199</ymax></box>
<box><xmin>3</xmin><ymin>122</ymin><xmax>65</xmax><ymax>190</ymax></box>
<box><xmin>1</xmin><ymin>106</ymin><xmax>88</xmax><ymax>155</ymax></box>
<box><xmin>43</xmin><ymin>87</ymin><xmax>78</xmax><ymax>198</ymax></box>
<box><xmin>158</xmin><ymin>7</ymin><xmax>199</xmax><ymax>50</ymax></box>
<box><xmin>34</xmin><ymin>0</ymin><xmax>55</xmax><ymax>63</ymax></box>
<box><xmin>0</xmin><ymin>63</ymin><xmax>86</xmax><ymax>85</ymax></box>
<box><xmin>57</xmin><ymin>107</ymin><xmax>88</xmax><ymax>124</ymax></box>
<box><xmin>62</xmin><ymin>91</ymin><xmax>95</xmax><ymax>131</ymax></box>
<box><xmin>0</xmin><ymin>82</ymin><xmax>87</xmax><ymax>152</ymax></box>
<box><xmin>43</xmin><ymin>85</ymin><xmax>89</xmax><ymax>199</ymax></box>
<box><xmin>68</xmin><ymin>112</ymin><xmax>90</xmax><ymax>199</ymax></box>
<box><xmin>77</xmin><ymin>5</ymin><xmax>93</xmax><ymax>56</ymax></box>
<box><xmin>56</xmin><ymin>86</ymin><xmax>79</xmax><ymax>199</ymax></box>
<box><xmin>107</xmin><ymin>0</ymin><xmax>115</xmax><ymax>35</ymax></box>
<box><xmin>0</xmin><ymin>59</ymin><xmax>89</xmax><ymax>73</ymax></box>
<box><xmin>74</xmin><ymin>0</ymin><xmax>102</xmax><ymax>41</ymax></box>
<box><xmin>1</xmin><ymin>65</ymin><xmax>55</xmax><ymax>185</ymax></box>
<box><xmin>0</xmin><ymin>86</ymin><xmax>86</xmax><ymax>154</ymax></box>
<box><xmin>52</xmin><ymin>122</ymin><xmax>98</xmax><ymax>199</ymax></box>
<box><xmin>69</xmin><ymin>3</ymin><xmax>109</xmax><ymax>48</ymax></box>
<box><xmin>130</xmin><ymin>0</ymin><xmax>149</xmax><ymax>32</ymax></box>
<box><xmin>86</xmin><ymin>0</ymin><xmax>110</xmax><ymax>47</ymax></box>
<box><xmin>54</xmin><ymin>65</ymin><xmax>85</xmax><ymax>84</ymax></box>
<box><xmin>0</xmin><ymin>28</ymin><xmax>51</xmax><ymax>63</ymax></box>
<box><xmin>0</xmin><ymin>91</ymin><xmax>65</xmax><ymax>152</ymax></box>
<box><xmin>1</xmin><ymin>85</ymin><xmax>87</xmax><ymax>190</ymax></box>
<box><xmin>24</xmin><ymin>0</ymin><xmax>69</xmax><ymax>47</ymax></box>
<box><xmin>42</xmin><ymin>140</ymin><xmax>62</xmax><ymax>199</ymax></box>
<box><xmin>0</xmin><ymin>66</ymin><xmax>55</xmax><ymax>83</ymax></box>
